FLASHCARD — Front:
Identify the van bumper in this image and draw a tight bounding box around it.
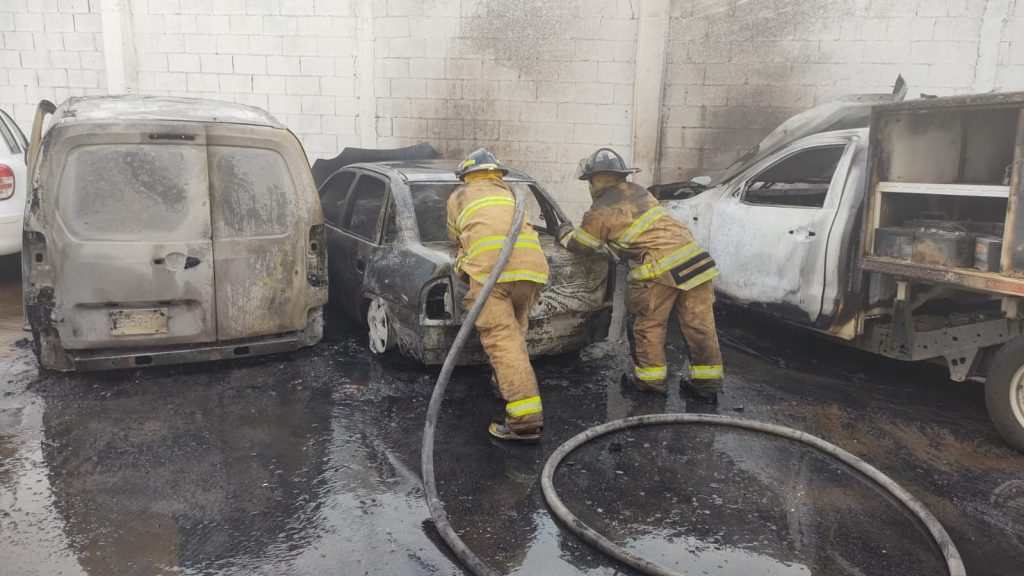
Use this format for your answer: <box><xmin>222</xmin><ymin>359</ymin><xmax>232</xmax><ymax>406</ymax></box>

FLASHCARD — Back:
<box><xmin>52</xmin><ymin>308</ymin><xmax>324</xmax><ymax>372</ymax></box>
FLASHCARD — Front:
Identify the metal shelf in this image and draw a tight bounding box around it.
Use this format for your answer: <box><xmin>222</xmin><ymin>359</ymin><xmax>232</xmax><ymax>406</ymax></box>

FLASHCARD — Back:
<box><xmin>861</xmin><ymin>255</ymin><xmax>1024</xmax><ymax>297</ymax></box>
<box><xmin>877</xmin><ymin>181</ymin><xmax>1010</xmax><ymax>198</ymax></box>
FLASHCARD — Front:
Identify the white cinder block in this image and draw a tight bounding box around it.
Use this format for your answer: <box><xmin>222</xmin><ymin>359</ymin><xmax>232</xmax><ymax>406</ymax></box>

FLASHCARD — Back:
<box><xmin>32</xmin><ymin>32</ymin><xmax>64</xmax><ymax>51</ymax></box>
<box><xmin>219</xmin><ymin>74</ymin><xmax>252</xmax><ymax>92</ymax></box>
<box><xmin>4</xmin><ymin>32</ymin><xmax>34</xmax><ymax>50</ymax></box>
<box><xmin>73</xmin><ymin>13</ymin><xmax>101</xmax><ymax>32</ymax></box>
<box><xmin>186</xmin><ymin>72</ymin><xmax>219</xmax><ymax>92</ymax></box>
<box><xmin>168</xmin><ymin>53</ymin><xmax>201</xmax><ymax>72</ymax></box>
<box><xmin>229</xmin><ymin>15</ymin><xmax>263</xmax><ymax>35</ymax></box>
<box><xmin>9</xmin><ymin>69</ymin><xmax>39</xmax><ymax>87</ymax></box>
<box><xmin>300</xmin><ymin>55</ymin><xmax>334</xmax><ymax>76</ymax></box>
<box><xmin>43</xmin><ymin>13</ymin><xmax>75</xmax><ymax>32</ymax></box>
<box><xmin>67</xmin><ymin>68</ymin><xmax>99</xmax><ymax>88</ymax></box>
<box><xmin>20</xmin><ymin>50</ymin><xmax>50</xmax><ymax>69</ymax></box>
<box><xmin>267</xmin><ymin>55</ymin><xmax>300</xmax><ymax>75</ymax></box>
<box><xmin>321</xmin><ymin>76</ymin><xmax>354</xmax><ymax>96</ymax></box>
<box><xmin>301</xmin><ymin>94</ymin><xmax>334</xmax><ymax>114</ymax></box>
<box><xmin>196</xmin><ymin>15</ymin><xmax>230</xmax><ymax>34</ymax></box>
<box><xmin>283</xmin><ymin>36</ymin><xmax>317</xmax><ymax>55</ymax></box>
<box><xmin>286</xmin><ymin>75</ymin><xmax>320</xmax><ymax>95</ymax></box>
<box><xmin>49</xmin><ymin>50</ymin><xmax>81</xmax><ymax>69</ymax></box>
<box><xmin>264</xmin><ymin>16</ymin><xmax>298</xmax><ymax>35</ymax></box>
<box><xmin>234</xmin><ymin>54</ymin><xmax>267</xmax><ymax>74</ymax></box>
<box><xmin>216</xmin><ymin>35</ymin><xmax>249</xmax><ymax>54</ymax></box>
<box><xmin>200</xmin><ymin>54</ymin><xmax>232</xmax><ymax>73</ymax></box>
<box><xmin>15</xmin><ymin>13</ymin><xmax>45</xmax><ymax>32</ymax></box>
<box><xmin>314</xmin><ymin>0</ymin><xmax>350</xmax><ymax>17</ymax></box>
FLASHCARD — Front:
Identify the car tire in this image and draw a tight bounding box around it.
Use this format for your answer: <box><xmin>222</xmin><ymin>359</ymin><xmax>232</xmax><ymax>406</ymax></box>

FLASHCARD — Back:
<box><xmin>985</xmin><ymin>336</ymin><xmax>1024</xmax><ymax>451</ymax></box>
<box><xmin>366</xmin><ymin>296</ymin><xmax>395</xmax><ymax>355</ymax></box>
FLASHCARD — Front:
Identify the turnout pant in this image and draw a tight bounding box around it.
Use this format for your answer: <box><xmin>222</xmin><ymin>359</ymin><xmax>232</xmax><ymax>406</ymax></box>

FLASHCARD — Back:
<box><xmin>628</xmin><ymin>280</ymin><xmax>723</xmax><ymax>391</ymax></box>
<box><xmin>465</xmin><ymin>280</ymin><xmax>543</xmax><ymax>432</ymax></box>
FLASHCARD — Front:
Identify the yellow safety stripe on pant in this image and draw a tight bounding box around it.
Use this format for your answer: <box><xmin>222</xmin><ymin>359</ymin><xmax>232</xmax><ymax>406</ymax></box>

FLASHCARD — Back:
<box><xmin>464</xmin><ymin>234</ymin><xmax>541</xmax><ymax>260</ymax></box>
<box><xmin>628</xmin><ymin>242</ymin><xmax>703</xmax><ymax>281</ymax></box>
<box><xmin>634</xmin><ymin>365</ymin><xmax>668</xmax><ymax>381</ymax></box>
<box><xmin>470</xmin><ymin>269</ymin><xmax>549</xmax><ymax>284</ymax></box>
<box><xmin>689</xmin><ymin>364</ymin><xmax>724</xmax><ymax>380</ymax></box>
<box><xmin>568</xmin><ymin>227</ymin><xmax>604</xmax><ymax>250</ymax></box>
<box><xmin>616</xmin><ymin>205</ymin><xmax>667</xmax><ymax>248</ymax></box>
<box><xmin>455</xmin><ymin>196</ymin><xmax>516</xmax><ymax>232</ymax></box>
<box><xmin>678</xmin><ymin>267</ymin><xmax>720</xmax><ymax>290</ymax></box>
<box><xmin>506</xmin><ymin>395</ymin><xmax>542</xmax><ymax>417</ymax></box>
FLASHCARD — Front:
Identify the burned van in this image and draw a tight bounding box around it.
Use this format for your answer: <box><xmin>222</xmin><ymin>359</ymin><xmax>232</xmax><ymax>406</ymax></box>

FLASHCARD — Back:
<box><xmin>22</xmin><ymin>96</ymin><xmax>328</xmax><ymax>371</ymax></box>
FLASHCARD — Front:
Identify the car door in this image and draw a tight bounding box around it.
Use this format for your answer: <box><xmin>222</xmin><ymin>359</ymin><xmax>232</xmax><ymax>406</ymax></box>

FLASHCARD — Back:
<box><xmin>49</xmin><ymin>125</ymin><xmax>219</xmax><ymax>348</ymax></box>
<box><xmin>334</xmin><ymin>171</ymin><xmax>389</xmax><ymax>320</ymax></box>
<box><xmin>709</xmin><ymin>134</ymin><xmax>858</xmax><ymax>324</ymax></box>
<box><xmin>206</xmin><ymin>126</ymin><xmax>314</xmax><ymax>340</ymax></box>
<box><xmin>320</xmin><ymin>170</ymin><xmax>358</xmax><ymax>314</ymax></box>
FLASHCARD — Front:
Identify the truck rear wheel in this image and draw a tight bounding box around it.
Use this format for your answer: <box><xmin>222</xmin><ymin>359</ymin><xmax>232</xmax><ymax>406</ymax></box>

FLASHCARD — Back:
<box><xmin>985</xmin><ymin>337</ymin><xmax>1024</xmax><ymax>451</ymax></box>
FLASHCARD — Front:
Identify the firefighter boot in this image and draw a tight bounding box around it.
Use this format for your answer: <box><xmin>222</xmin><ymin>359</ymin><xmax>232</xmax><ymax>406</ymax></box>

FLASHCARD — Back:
<box><xmin>488</xmin><ymin>421</ymin><xmax>542</xmax><ymax>443</ymax></box>
<box><xmin>622</xmin><ymin>372</ymin><xmax>667</xmax><ymax>395</ymax></box>
<box><xmin>680</xmin><ymin>375</ymin><xmax>721</xmax><ymax>402</ymax></box>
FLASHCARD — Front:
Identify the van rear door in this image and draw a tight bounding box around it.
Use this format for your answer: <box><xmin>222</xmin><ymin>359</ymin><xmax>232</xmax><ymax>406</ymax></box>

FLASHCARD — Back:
<box><xmin>53</xmin><ymin>127</ymin><xmax>218</xmax><ymax>348</ymax></box>
<box><xmin>206</xmin><ymin>127</ymin><xmax>314</xmax><ymax>339</ymax></box>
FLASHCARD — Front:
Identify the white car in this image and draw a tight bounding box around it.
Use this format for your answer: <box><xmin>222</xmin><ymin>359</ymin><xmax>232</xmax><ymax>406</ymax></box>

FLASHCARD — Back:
<box><xmin>0</xmin><ymin>109</ymin><xmax>28</xmax><ymax>256</ymax></box>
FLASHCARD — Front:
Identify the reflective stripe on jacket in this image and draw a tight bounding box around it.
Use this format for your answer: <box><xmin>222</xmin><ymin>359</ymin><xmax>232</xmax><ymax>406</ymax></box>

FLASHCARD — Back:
<box><xmin>564</xmin><ymin>181</ymin><xmax>717</xmax><ymax>290</ymax></box>
<box><xmin>446</xmin><ymin>179</ymin><xmax>549</xmax><ymax>284</ymax></box>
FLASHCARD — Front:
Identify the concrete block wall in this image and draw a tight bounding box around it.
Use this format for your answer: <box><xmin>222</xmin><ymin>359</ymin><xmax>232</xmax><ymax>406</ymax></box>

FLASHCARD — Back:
<box><xmin>0</xmin><ymin>0</ymin><xmax>107</xmax><ymax>130</ymax></box>
<box><xmin>373</xmin><ymin>0</ymin><xmax>638</xmax><ymax>218</ymax></box>
<box><xmin>659</xmin><ymin>0</ymin><xmax>1010</xmax><ymax>183</ymax></box>
<box><xmin>5</xmin><ymin>0</ymin><xmax>1024</xmax><ymax>219</ymax></box>
<box><xmin>130</xmin><ymin>0</ymin><xmax>361</xmax><ymax>163</ymax></box>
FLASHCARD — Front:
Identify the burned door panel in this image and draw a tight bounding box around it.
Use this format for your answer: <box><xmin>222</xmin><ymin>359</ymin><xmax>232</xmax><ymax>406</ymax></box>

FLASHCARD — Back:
<box><xmin>50</xmin><ymin>132</ymin><xmax>217</xmax><ymax>349</ymax></box>
<box><xmin>709</xmin><ymin>137</ymin><xmax>856</xmax><ymax>324</ymax></box>
<box><xmin>207</xmin><ymin>139</ymin><xmax>310</xmax><ymax>340</ymax></box>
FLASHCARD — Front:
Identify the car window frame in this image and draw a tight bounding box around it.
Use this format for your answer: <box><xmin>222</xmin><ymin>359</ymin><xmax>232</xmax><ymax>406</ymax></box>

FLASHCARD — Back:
<box><xmin>0</xmin><ymin>112</ymin><xmax>19</xmax><ymax>155</ymax></box>
<box><xmin>0</xmin><ymin>110</ymin><xmax>27</xmax><ymax>151</ymax></box>
<box><xmin>340</xmin><ymin>171</ymin><xmax>390</xmax><ymax>245</ymax></box>
<box><xmin>736</xmin><ymin>142</ymin><xmax>852</xmax><ymax>211</ymax></box>
<box><xmin>320</xmin><ymin>169</ymin><xmax>358</xmax><ymax>229</ymax></box>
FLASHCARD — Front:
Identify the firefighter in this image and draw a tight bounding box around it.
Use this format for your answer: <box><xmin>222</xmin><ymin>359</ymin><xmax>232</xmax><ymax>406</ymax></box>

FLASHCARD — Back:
<box><xmin>447</xmin><ymin>148</ymin><xmax>550</xmax><ymax>442</ymax></box>
<box><xmin>558</xmin><ymin>148</ymin><xmax>724</xmax><ymax>400</ymax></box>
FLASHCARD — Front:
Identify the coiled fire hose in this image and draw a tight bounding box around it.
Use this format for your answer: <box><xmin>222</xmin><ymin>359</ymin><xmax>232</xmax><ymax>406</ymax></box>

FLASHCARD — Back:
<box><xmin>420</xmin><ymin>188</ymin><xmax>966</xmax><ymax>576</ymax></box>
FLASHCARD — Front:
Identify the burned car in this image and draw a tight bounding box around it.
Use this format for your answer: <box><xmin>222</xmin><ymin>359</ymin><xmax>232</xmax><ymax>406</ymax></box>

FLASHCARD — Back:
<box><xmin>314</xmin><ymin>153</ymin><xmax>613</xmax><ymax>364</ymax></box>
<box><xmin>23</xmin><ymin>96</ymin><xmax>328</xmax><ymax>371</ymax></box>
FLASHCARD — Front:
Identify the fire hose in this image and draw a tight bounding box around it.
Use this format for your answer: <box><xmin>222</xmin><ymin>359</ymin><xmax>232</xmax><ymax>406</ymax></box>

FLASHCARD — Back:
<box><xmin>420</xmin><ymin>187</ymin><xmax>966</xmax><ymax>576</ymax></box>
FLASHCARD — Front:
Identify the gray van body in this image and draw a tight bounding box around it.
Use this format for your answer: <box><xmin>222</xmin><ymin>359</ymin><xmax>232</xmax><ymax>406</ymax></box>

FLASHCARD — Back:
<box><xmin>23</xmin><ymin>96</ymin><xmax>328</xmax><ymax>371</ymax></box>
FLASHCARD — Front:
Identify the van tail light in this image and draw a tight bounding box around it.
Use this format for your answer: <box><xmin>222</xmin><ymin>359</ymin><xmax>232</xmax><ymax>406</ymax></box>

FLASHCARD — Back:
<box><xmin>0</xmin><ymin>164</ymin><xmax>13</xmax><ymax>200</ymax></box>
<box><xmin>306</xmin><ymin>225</ymin><xmax>327</xmax><ymax>287</ymax></box>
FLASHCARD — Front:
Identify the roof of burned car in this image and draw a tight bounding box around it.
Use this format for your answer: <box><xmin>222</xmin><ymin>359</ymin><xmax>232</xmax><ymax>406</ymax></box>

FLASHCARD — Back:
<box><xmin>50</xmin><ymin>95</ymin><xmax>285</xmax><ymax>128</ymax></box>
<box><xmin>365</xmin><ymin>159</ymin><xmax>535</xmax><ymax>183</ymax></box>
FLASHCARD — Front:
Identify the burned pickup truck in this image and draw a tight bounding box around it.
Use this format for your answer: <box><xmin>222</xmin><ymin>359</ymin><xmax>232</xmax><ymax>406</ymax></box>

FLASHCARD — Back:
<box><xmin>663</xmin><ymin>89</ymin><xmax>1024</xmax><ymax>451</ymax></box>
<box><xmin>313</xmin><ymin>150</ymin><xmax>614</xmax><ymax>364</ymax></box>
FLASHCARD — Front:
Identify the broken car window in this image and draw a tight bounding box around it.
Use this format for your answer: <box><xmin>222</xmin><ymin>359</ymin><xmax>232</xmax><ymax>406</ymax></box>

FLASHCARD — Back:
<box><xmin>742</xmin><ymin>145</ymin><xmax>847</xmax><ymax>209</ymax></box>
<box><xmin>209</xmin><ymin>147</ymin><xmax>294</xmax><ymax>237</ymax></box>
<box><xmin>409</xmin><ymin>182</ymin><xmax>546</xmax><ymax>243</ymax></box>
<box><xmin>320</xmin><ymin>171</ymin><xmax>356</xmax><ymax>228</ymax></box>
<box><xmin>343</xmin><ymin>175</ymin><xmax>388</xmax><ymax>242</ymax></box>
<box><xmin>59</xmin><ymin>144</ymin><xmax>209</xmax><ymax>241</ymax></box>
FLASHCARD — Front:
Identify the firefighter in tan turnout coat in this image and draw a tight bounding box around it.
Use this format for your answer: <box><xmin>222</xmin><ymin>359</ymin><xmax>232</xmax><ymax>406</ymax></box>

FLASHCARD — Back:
<box><xmin>447</xmin><ymin>148</ymin><xmax>550</xmax><ymax>442</ymax></box>
<box><xmin>558</xmin><ymin>148</ymin><xmax>724</xmax><ymax>399</ymax></box>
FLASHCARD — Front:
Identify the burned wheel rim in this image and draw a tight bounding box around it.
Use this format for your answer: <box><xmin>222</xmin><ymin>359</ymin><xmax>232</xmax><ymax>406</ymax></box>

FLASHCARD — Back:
<box><xmin>367</xmin><ymin>297</ymin><xmax>391</xmax><ymax>354</ymax></box>
<box><xmin>1010</xmin><ymin>365</ymin><xmax>1024</xmax><ymax>429</ymax></box>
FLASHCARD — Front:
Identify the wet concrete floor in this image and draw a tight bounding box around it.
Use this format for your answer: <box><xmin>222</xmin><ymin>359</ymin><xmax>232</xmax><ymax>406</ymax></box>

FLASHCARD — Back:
<box><xmin>0</xmin><ymin>252</ymin><xmax>1022</xmax><ymax>575</ymax></box>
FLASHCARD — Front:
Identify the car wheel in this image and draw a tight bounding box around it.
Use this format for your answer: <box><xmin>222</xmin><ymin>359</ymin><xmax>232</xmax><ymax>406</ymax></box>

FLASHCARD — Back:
<box><xmin>366</xmin><ymin>297</ymin><xmax>394</xmax><ymax>354</ymax></box>
<box><xmin>985</xmin><ymin>337</ymin><xmax>1024</xmax><ymax>451</ymax></box>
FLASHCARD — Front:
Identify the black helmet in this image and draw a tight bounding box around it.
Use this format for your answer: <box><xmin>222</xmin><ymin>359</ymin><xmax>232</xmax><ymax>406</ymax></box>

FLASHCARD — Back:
<box><xmin>575</xmin><ymin>148</ymin><xmax>640</xmax><ymax>181</ymax></box>
<box><xmin>455</xmin><ymin>148</ymin><xmax>509</xmax><ymax>180</ymax></box>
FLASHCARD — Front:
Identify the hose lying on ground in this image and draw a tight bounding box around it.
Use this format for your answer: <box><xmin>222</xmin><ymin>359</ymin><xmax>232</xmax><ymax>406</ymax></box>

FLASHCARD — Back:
<box><xmin>540</xmin><ymin>413</ymin><xmax>967</xmax><ymax>576</ymax></box>
<box><xmin>419</xmin><ymin>187</ymin><xmax>965</xmax><ymax>576</ymax></box>
<box><xmin>420</xmin><ymin>184</ymin><xmax>527</xmax><ymax>576</ymax></box>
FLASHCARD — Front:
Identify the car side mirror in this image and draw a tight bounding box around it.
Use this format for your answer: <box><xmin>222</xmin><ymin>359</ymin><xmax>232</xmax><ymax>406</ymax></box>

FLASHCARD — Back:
<box><xmin>692</xmin><ymin>176</ymin><xmax>711</xmax><ymax>186</ymax></box>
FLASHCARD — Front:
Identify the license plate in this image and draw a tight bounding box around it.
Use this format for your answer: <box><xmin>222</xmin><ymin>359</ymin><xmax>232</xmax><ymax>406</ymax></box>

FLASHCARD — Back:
<box><xmin>109</xmin><ymin>309</ymin><xmax>169</xmax><ymax>336</ymax></box>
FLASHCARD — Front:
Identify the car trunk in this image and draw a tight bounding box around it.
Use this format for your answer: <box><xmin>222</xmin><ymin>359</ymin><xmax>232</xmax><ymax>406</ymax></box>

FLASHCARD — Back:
<box><xmin>430</xmin><ymin>236</ymin><xmax>610</xmax><ymax>319</ymax></box>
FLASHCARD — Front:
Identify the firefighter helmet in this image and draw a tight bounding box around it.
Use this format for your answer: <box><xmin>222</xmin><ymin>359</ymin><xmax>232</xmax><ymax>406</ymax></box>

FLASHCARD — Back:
<box><xmin>575</xmin><ymin>148</ymin><xmax>640</xmax><ymax>181</ymax></box>
<box><xmin>455</xmin><ymin>148</ymin><xmax>509</xmax><ymax>180</ymax></box>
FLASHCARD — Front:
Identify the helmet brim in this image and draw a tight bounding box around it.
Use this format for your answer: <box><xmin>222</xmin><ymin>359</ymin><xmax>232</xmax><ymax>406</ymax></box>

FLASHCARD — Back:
<box><xmin>577</xmin><ymin>167</ymin><xmax>642</xmax><ymax>181</ymax></box>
